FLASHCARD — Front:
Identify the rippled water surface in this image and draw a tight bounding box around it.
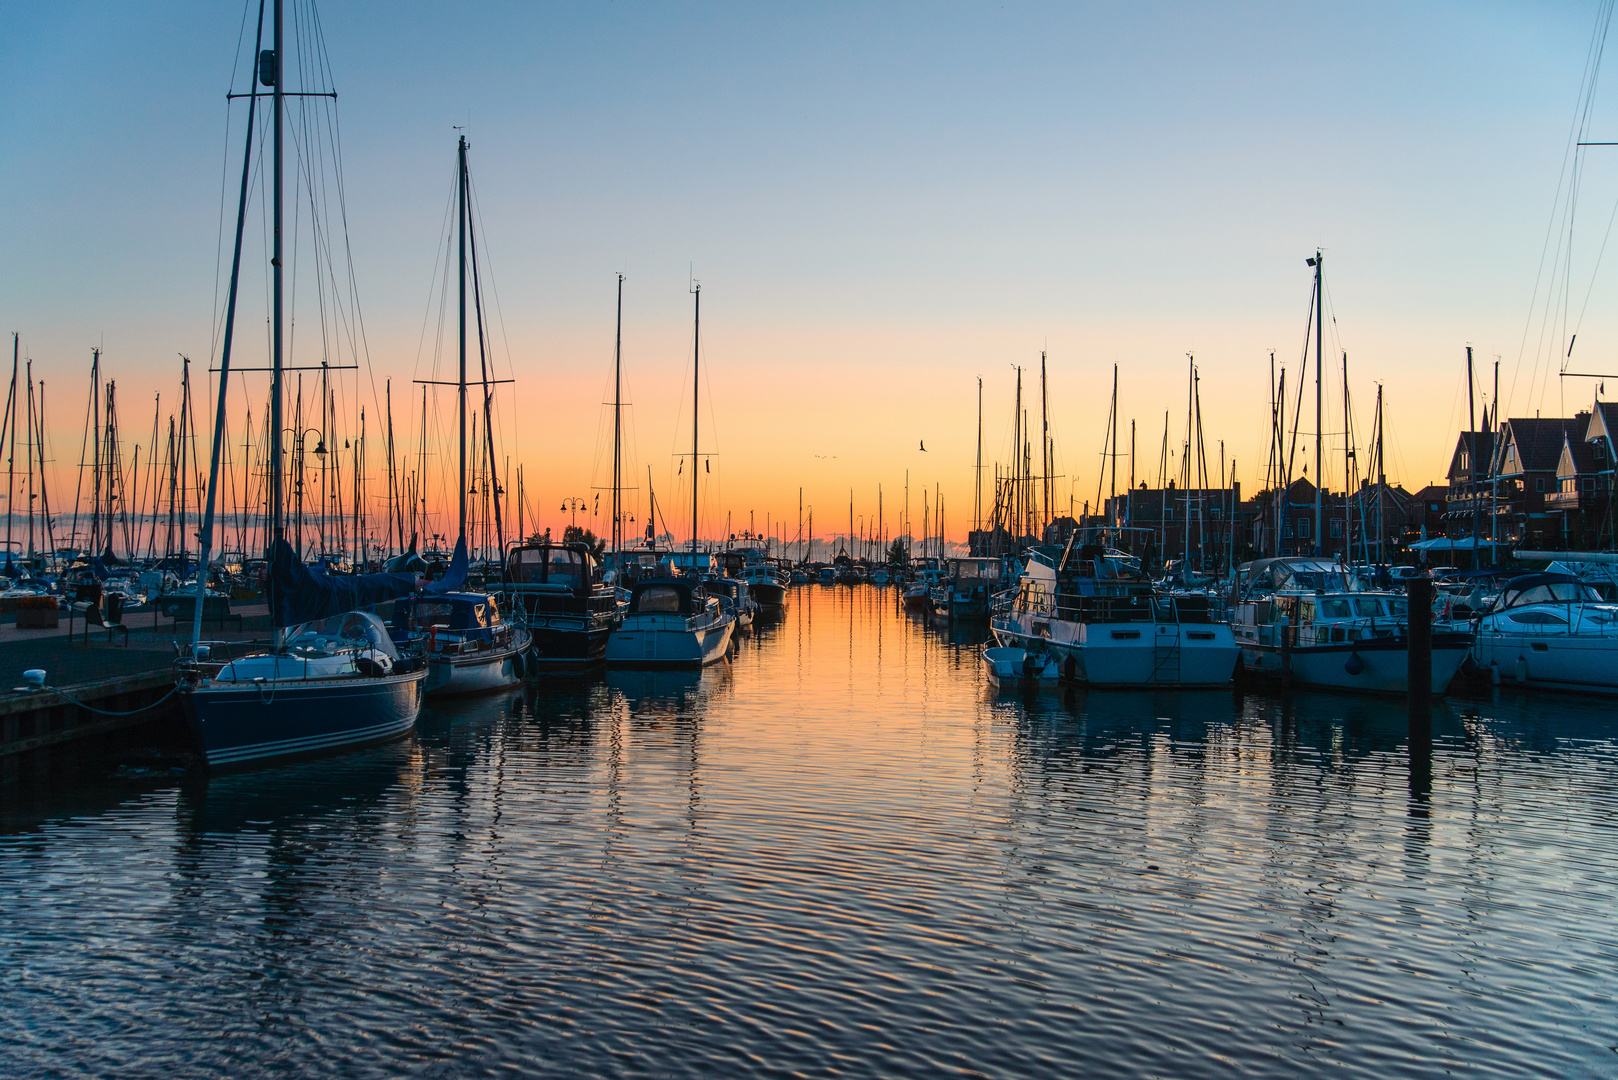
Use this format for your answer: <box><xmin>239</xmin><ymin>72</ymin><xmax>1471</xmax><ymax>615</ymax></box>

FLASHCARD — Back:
<box><xmin>3</xmin><ymin>587</ymin><xmax>1617</xmax><ymax>1078</ymax></box>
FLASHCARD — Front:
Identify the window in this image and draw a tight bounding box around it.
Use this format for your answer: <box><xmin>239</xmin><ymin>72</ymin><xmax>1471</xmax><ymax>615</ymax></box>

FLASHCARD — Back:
<box><xmin>1211</xmin><ymin>507</ymin><xmax>1222</xmax><ymax>520</ymax></box>
<box><xmin>1330</xmin><ymin>520</ymin><xmax>1344</xmax><ymax>538</ymax></box>
<box><xmin>635</xmin><ymin>586</ymin><xmax>684</xmax><ymax>613</ymax></box>
<box><xmin>1297</xmin><ymin>519</ymin><xmax>1312</xmax><ymax>539</ymax></box>
<box><xmin>1164</xmin><ymin>509</ymin><xmax>1175</xmax><ymax>522</ymax></box>
<box><xmin>1536</xmin><ymin>478</ymin><xmax>1545</xmax><ymax>493</ymax></box>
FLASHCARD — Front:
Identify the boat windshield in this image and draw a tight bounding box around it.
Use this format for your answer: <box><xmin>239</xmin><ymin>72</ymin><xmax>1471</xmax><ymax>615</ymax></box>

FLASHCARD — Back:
<box><xmin>1270</xmin><ymin>562</ymin><xmax>1349</xmax><ymax>593</ymax></box>
<box><xmin>1499</xmin><ymin>581</ymin><xmax>1602</xmax><ymax>609</ymax></box>
<box><xmin>284</xmin><ymin>611</ymin><xmax>398</xmax><ymax>658</ymax></box>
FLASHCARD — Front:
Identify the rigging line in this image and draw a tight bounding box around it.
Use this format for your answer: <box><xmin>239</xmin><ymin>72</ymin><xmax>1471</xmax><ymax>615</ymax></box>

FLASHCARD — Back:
<box><xmin>465</xmin><ymin>172</ymin><xmax>514</xmax><ymax>472</ymax></box>
<box><xmin>412</xmin><ymin>173</ymin><xmax>459</xmax><ymax>378</ymax></box>
<box><xmin>210</xmin><ymin>102</ymin><xmax>235</xmax><ymax>368</ymax></box>
<box><xmin>1510</xmin><ymin>0</ymin><xmax>1616</xmax><ymax>416</ymax></box>
<box><xmin>1285</xmin><ymin>280</ymin><xmax>1314</xmax><ymax>489</ymax></box>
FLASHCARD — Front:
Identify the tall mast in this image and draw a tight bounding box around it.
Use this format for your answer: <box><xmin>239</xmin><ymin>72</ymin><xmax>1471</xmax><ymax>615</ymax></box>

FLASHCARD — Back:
<box><xmin>690</xmin><ymin>280</ymin><xmax>700</xmax><ymax>558</ymax></box>
<box><xmin>1040</xmin><ymin>351</ymin><xmax>1050</xmax><ymax>530</ymax></box>
<box><xmin>1312</xmin><ymin>250</ymin><xmax>1323</xmax><ymax>555</ymax></box>
<box><xmin>457</xmin><ymin>134</ymin><xmax>469</xmax><ymax>544</ymax></box>
<box><xmin>269</xmin><ymin>0</ymin><xmax>284</xmax><ymax>560</ymax></box>
<box><xmin>5</xmin><ymin>335</ymin><xmax>15</xmax><ymax>563</ymax></box>
<box><xmin>1109</xmin><ymin>363</ymin><xmax>1118</xmax><ymax>529</ymax></box>
<box><xmin>192</xmin><ymin>0</ymin><xmax>262</xmax><ymax>648</ymax></box>
<box><xmin>1012</xmin><ymin>366</ymin><xmax>1022</xmax><ymax>538</ymax></box>
<box><xmin>613</xmin><ymin>272</ymin><xmax>624</xmax><ymax>557</ymax></box>
<box><xmin>974</xmin><ymin>376</ymin><xmax>982</xmax><ymax>539</ymax></box>
<box><xmin>1342</xmin><ymin>350</ymin><xmax>1351</xmax><ymax>559</ymax></box>
<box><xmin>1375</xmin><ymin>383</ymin><xmax>1385</xmax><ymax>566</ymax></box>
<box><xmin>1467</xmin><ymin>344</ymin><xmax>1480</xmax><ymax>550</ymax></box>
<box><xmin>385</xmin><ymin>378</ymin><xmax>397</xmax><ymax>552</ymax></box>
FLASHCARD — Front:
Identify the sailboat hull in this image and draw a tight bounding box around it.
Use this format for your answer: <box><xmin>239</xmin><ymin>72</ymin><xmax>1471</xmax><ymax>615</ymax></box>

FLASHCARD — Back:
<box><xmin>183</xmin><ymin>669</ymin><xmax>425</xmax><ymax>768</ymax></box>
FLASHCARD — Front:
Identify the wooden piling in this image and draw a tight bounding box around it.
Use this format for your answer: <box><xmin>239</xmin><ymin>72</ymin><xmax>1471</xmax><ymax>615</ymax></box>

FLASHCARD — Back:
<box><xmin>1407</xmin><ymin>576</ymin><xmax>1433</xmax><ymax>797</ymax></box>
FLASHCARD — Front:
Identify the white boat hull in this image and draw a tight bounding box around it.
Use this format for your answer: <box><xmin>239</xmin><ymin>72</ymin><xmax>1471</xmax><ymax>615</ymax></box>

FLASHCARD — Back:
<box><xmin>993</xmin><ymin>615</ymin><xmax>1238</xmax><ymax>688</ymax></box>
<box><xmin>606</xmin><ymin>612</ymin><xmax>734</xmax><ymax>668</ymax></box>
<box><xmin>983</xmin><ymin>646</ymin><xmax>1059</xmax><ymax>687</ymax></box>
<box><xmin>1473</xmin><ymin>630</ymin><xmax>1618</xmax><ymax>694</ymax></box>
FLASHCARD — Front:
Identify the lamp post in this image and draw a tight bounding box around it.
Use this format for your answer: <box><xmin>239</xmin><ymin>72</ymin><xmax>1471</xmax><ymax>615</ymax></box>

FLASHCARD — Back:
<box><xmin>282</xmin><ymin>426</ymin><xmax>326</xmax><ymax>556</ymax></box>
<box><xmin>560</xmin><ymin>497</ymin><xmax>586</xmax><ymax>534</ymax></box>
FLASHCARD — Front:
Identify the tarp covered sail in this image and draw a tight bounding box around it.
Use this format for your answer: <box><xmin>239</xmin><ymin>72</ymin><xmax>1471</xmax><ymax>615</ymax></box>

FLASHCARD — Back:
<box><xmin>268</xmin><ymin>538</ymin><xmax>418</xmax><ymax>627</ymax></box>
<box><xmin>424</xmin><ymin>537</ymin><xmax>469</xmax><ymax>594</ymax></box>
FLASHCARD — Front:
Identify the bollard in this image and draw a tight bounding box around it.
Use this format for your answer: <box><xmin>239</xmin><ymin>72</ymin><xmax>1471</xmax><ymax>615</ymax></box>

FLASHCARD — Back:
<box><xmin>1407</xmin><ymin>576</ymin><xmax>1433</xmax><ymax>798</ymax></box>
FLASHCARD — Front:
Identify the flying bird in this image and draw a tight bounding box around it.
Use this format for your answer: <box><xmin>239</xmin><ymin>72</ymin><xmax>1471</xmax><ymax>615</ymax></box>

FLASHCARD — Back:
<box><xmin>919</xmin><ymin>440</ymin><xmax>928</xmax><ymax>452</ymax></box>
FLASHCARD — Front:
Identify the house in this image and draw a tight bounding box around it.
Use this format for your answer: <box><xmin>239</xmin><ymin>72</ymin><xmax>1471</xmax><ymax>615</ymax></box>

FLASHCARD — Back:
<box><xmin>1486</xmin><ymin>415</ymin><xmax>1588</xmax><ymax>546</ymax></box>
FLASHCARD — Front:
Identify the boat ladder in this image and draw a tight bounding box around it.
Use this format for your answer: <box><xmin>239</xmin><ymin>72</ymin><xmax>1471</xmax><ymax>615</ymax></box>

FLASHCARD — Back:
<box><xmin>1152</xmin><ymin>627</ymin><xmax>1181</xmax><ymax>684</ymax></box>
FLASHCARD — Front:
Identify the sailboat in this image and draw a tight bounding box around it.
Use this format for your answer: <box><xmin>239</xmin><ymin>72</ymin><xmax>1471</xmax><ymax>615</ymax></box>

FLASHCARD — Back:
<box><xmin>501</xmin><ymin>275</ymin><xmax>623</xmax><ymax>668</ymax></box>
<box><xmin>605</xmin><ymin>281</ymin><xmax>735</xmax><ymax>667</ymax></box>
<box><xmin>179</xmin><ymin>0</ymin><xmax>427</xmax><ymax>767</ymax></box>
<box><xmin>391</xmin><ymin>135</ymin><xmax>530</xmax><ymax>696</ymax></box>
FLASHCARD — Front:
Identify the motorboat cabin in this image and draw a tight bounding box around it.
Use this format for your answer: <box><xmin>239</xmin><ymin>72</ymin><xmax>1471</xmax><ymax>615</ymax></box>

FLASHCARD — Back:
<box><xmin>501</xmin><ymin>541</ymin><xmax>620</xmax><ymax>667</ymax></box>
<box><xmin>604</xmin><ymin>577</ymin><xmax>735</xmax><ymax>668</ymax></box>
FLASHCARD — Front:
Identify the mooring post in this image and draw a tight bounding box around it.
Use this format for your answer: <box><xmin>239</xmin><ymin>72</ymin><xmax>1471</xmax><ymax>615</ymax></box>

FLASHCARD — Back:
<box><xmin>1407</xmin><ymin>576</ymin><xmax>1433</xmax><ymax>795</ymax></box>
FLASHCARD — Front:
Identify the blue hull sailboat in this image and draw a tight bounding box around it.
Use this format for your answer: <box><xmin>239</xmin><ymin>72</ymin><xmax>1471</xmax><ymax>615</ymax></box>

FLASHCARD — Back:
<box><xmin>177</xmin><ymin>0</ymin><xmax>425</xmax><ymax>767</ymax></box>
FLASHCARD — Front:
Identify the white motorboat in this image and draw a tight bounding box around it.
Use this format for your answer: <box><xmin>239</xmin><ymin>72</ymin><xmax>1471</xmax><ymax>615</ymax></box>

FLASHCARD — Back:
<box><xmin>992</xmin><ymin>546</ymin><xmax>1239</xmax><ymax>687</ymax></box>
<box><xmin>1471</xmin><ymin>571</ymin><xmax>1618</xmax><ymax>693</ymax></box>
<box><xmin>982</xmin><ymin>646</ymin><xmax>1059</xmax><ymax>688</ymax></box>
<box><xmin>605</xmin><ymin>578</ymin><xmax>735</xmax><ymax>668</ymax></box>
<box><xmin>1231</xmin><ymin>557</ymin><xmax>1471</xmax><ymax>694</ymax></box>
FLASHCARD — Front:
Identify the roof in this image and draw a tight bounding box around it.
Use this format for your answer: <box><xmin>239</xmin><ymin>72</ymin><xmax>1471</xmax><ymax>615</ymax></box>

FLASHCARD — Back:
<box><xmin>1447</xmin><ymin>431</ymin><xmax>1494</xmax><ymax>483</ymax></box>
<box><xmin>1557</xmin><ymin>432</ymin><xmax>1599</xmax><ymax>479</ymax></box>
<box><xmin>1496</xmin><ymin>417</ymin><xmax>1584</xmax><ymax>475</ymax></box>
<box><xmin>1586</xmin><ymin>401</ymin><xmax>1618</xmax><ymax>445</ymax></box>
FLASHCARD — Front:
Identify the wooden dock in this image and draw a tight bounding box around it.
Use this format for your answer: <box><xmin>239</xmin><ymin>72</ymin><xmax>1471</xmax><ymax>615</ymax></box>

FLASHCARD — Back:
<box><xmin>0</xmin><ymin>603</ymin><xmax>274</xmax><ymax>763</ymax></box>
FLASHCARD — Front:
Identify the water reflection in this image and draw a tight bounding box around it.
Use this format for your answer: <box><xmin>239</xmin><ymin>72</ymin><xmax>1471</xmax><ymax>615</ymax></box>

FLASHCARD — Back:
<box><xmin>0</xmin><ymin>587</ymin><xmax>1615</xmax><ymax>1078</ymax></box>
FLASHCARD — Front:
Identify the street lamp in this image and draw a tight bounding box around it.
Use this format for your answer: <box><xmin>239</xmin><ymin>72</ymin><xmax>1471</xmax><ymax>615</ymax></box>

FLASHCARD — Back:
<box><xmin>560</xmin><ymin>497</ymin><xmax>586</xmax><ymax>532</ymax></box>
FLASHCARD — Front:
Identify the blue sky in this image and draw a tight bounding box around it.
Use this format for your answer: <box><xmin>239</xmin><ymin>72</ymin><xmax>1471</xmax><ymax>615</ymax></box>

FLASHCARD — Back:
<box><xmin>0</xmin><ymin>2</ymin><xmax>1610</xmax><ymax>533</ymax></box>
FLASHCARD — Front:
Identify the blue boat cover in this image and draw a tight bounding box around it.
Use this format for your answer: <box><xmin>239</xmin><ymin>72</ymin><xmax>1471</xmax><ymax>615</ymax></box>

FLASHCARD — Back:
<box><xmin>268</xmin><ymin>538</ymin><xmax>418</xmax><ymax>628</ymax></box>
<box><xmin>424</xmin><ymin>537</ymin><xmax>469</xmax><ymax>594</ymax></box>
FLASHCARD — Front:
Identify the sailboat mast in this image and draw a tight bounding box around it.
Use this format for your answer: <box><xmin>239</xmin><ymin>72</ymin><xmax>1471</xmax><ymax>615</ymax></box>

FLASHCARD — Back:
<box><xmin>1342</xmin><ymin>351</ymin><xmax>1351</xmax><ymax>559</ymax></box>
<box><xmin>457</xmin><ymin>134</ymin><xmax>468</xmax><ymax>543</ymax></box>
<box><xmin>974</xmin><ymin>376</ymin><xmax>982</xmax><ymax>539</ymax></box>
<box><xmin>1467</xmin><ymin>345</ymin><xmax>1480</xmax><ymax>550</ymax></box>
<box><xmin>269</xmin><ymin>0</ymin><xmax>284</xmax><ymax>557</ymax></box>
<box><xmin>1375</xmin><ymin>383</ymin><xmax>1385</xmax><ymax>565</ymax></box>
<box><xmin>5</xmin><ymin>334</ymin><xmax>15</xmax><ymax>561</ymax></box>
<box><xmin>613</xmin><ymin>272</ymin><xmax>623</xmax><ymax>558</ymax></box>
<box><xmin>192</xmin><ymin>0</ymin><xmax>262</xmax><ymax>648</ymax></box>
<box><xmin>690</xmin><ymin>281</ymin><xmax>700</xmax><ymax>558</ymax></box>
<box><xmin>1040</xmin><ymin>351</ymin><xmax>1050</xmax><ymax>531</ymax></box>
<box><xmin>1313</xmin><ymin>250</ymin><xmax>1323</xmax><ymax>556</ymax></box>
<box><xmin>1109</xmin><ymin>363</ymin><xmax>1118</xmax><ymax>529</ymax></box>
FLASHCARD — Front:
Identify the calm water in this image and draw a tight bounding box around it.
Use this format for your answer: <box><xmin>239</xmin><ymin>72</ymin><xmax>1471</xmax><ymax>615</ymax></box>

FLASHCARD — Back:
<box><xmin>2</xmin><ymin>587</ymin><xmax>1616</xmax><ymax>1078</ymax></box>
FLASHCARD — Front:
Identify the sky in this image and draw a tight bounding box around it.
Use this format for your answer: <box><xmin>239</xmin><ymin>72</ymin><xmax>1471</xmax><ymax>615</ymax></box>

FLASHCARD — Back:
<box><xmin>2</xmin><ymin>1</ymin><xmax>1615</xmax><ymax>549</ymax></box>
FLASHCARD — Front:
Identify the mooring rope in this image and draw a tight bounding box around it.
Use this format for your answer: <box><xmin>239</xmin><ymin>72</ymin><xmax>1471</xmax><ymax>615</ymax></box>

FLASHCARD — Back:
<box><xmin>41</xmin><ymin>684</ymin><xmax>181</xmax><ymax>717</ymax></box>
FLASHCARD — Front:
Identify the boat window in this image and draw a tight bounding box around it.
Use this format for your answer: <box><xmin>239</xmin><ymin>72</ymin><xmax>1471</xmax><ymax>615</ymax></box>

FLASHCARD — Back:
<box><xmin>636</xmin><ymin>586</ymin><xmax>684</xmax><ymax>613</ymax></box>
<box><xmin>547</xmin><ymin>552</ymin><xmax>585</xmax><ymax>588</ymax></box>
<box><xmin>1387</xmin><ymin>599</ymin><xmax>1408</xmax><ymax>616</ymax></box>
<box><xmin>286</xmin><ymin>611</ymin><xmax>398</xmax><ymax>658</ymax></box>
<box><xmin>1507</xmin><ymin>610</ymin><xmax>1567</xmax><ymax>625</ymax></box>
<box><xmin>408</xmin><ymin>600</ymin><xmax>456</xmax><ymax>629</ymax></box>
<box><xmin>1550</xmin><ymin>581</ymin><xmax>1600</xmax><ymax>602</ymax></box>
<box><xmin>1515</xmin><ymin>585</ymin><xmax>1556</xmax><ymax>606</ymax></box>
<box><xmin>1320</xmin><ymin>598</ymin><xmax>1352</xmax><ymax>619</ymax></box>
<box><xmin>1354</xmin><ymin>598</ymin><xmax>1384</xmax><ymax>617</ymax></box>
<box><xmin>1298</xmin><ymin>600</ymin><xmax>1315</xmax><ymax>622</ymax></box>
<box><xmin>484</xmin><ymin>598</ymin><xmax>500</xmax><ymax>623</ymax></box>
